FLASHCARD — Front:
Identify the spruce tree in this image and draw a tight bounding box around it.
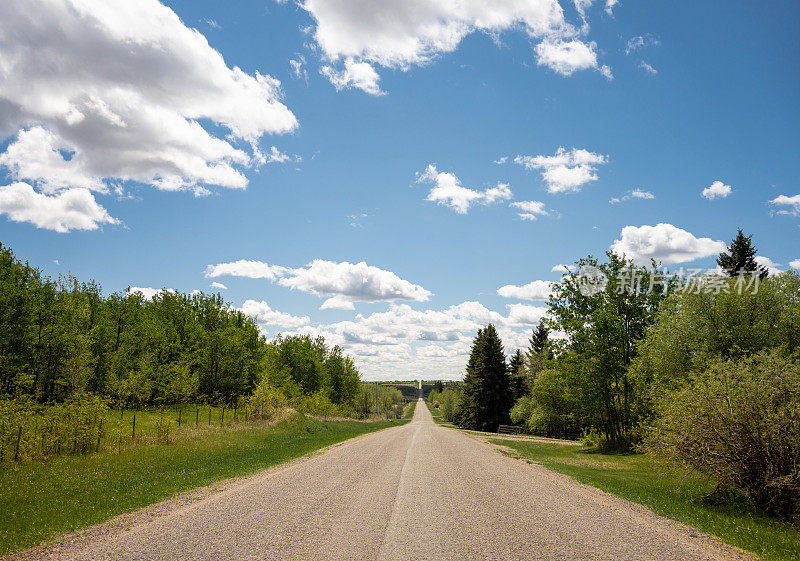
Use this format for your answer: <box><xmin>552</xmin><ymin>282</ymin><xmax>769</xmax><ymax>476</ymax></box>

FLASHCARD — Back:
<box><xmin>528</xmin><ymin>320</ymin><xmax>551</xmax><ymax>359</ymax></box>
<box><xmin>457</xmin><ymin>324</ymin><xmax>513</xmax><ymax>431</ymax></box>
<box><xmin>717</xmin><ymin>229</ymin><xmax>767</xmax><ymax>278</ymax></box>
<box><xmin>508</xmin><ymin>349</ymin><xmax>529</xmax><ymax>400</ymax></box>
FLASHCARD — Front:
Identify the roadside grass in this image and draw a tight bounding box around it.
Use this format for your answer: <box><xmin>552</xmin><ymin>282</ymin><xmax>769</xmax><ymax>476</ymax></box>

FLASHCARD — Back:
<box><xmin>403</xmin><ymin>400</ymin><xmax>417</xmax><ymax>419</ymax></box>
<box><xmin>0</xmin><ymin>413</ymin><xmax>407</xmax><ymax>556</ymax></box>
<box><xmin>493</xmin><ymin>439</ymin><xmax>800</xmax><ymax>561</ymax></box>
<box><xmin>424</xmin><ymin>401</ymin><xmax>456</xmax><ymax>427</ymax></box>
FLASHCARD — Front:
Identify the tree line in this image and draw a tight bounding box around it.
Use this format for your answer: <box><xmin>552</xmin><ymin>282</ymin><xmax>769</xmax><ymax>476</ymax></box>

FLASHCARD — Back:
<box><xmin>0</xmin><ymin>243</ymin><xmax>388</xmax><ymax>416</ymax></box>
<box><xmin>429</xmin><ymin>230</ymin><xmax>800</xmax><ymax>522</ymax></box>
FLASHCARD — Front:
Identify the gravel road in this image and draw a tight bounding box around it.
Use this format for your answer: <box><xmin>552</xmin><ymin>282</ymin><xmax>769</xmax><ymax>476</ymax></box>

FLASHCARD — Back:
<box><xmin>24</xmin><ymin>400</ymin><xmax>750</xmax><ymax>561</ymax></box>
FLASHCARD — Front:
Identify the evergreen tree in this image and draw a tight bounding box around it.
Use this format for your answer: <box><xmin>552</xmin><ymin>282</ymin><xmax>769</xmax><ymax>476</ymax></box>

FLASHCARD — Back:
<box><xmin>508</xmin><ymin>349</ymin><xmax>529</xmax><ymax>400</ymax></box>
<box><xmin>457</xmin><ymin>324</ymin><xmax>513</xmax><ymax>431</ymax></box>
<box><xmin>717</xmin><ymin>229</ymin><xmax>767</xmax><ymax>278</ymax></box>
<box><xmin>528</xmin><ymin>320</ymin><xmax>551</xmax><ymax>359</ymax></box>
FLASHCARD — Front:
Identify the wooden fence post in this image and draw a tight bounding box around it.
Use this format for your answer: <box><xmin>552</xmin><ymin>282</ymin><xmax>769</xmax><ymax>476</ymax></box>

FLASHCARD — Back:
<box><xmin>208</xmin><ymin>407</ymin><xmax>212</xmax><ymax>425</ymax></box>
<box><xmin>97</xmin><ymin>419</ymin><xmax>103</xmax><ymax>452</ymax></box>
<box><xmin>196</xmin><ymin>408</ymin><xmax>199</xmax><ymax>426</ymax></box>
<box><xmin>221</xmin><ymin>406</ymin><xmax>225</xmax><ymax>426</ymax></box>
<box><xmin>178</xmin><ymin>408</ymin><xmax>182</xmax><ymax>428</ymax></box>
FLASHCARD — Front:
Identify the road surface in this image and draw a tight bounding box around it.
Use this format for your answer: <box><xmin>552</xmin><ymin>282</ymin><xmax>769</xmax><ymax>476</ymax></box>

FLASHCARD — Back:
<box><xmin>26</xmin><ymin>400</ymin><xmax>747</xmax><ymax>561</ymax></box>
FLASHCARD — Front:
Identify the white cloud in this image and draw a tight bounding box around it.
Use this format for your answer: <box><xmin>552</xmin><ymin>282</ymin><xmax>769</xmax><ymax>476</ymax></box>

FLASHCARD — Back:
<box><xmin>127</xmin><ymin>286</ymin><xmax>175</xmax><ymax>300</ymax></box>
<box><xmin>510</xmin><ymin>200</ymin><xmax>548</xmax><ymax>220</ymax></box>
<box><xmin>626</xmin><ymin>34</ymin><xmax>660</xmax><ymax>55</ymax></box>
<box><xmin>0</xmin><ymin>182</ymin><xmax>118</xmax><ymax>233</ymax></box>
<box><xmin>289</xmin><ymin>55</ymin><xmax>309</xmax><ymax>82</ymax></box>
<box><xmin>506</xmin><ymin>303</ymin><xmax>548</xmax><ymax>325</ymax></box>
<box><xmin>320</xmin><ymin>295</ymin><xmax>356</xmax><ymax>311</ymax></box>
<box><xmin>610</xmin><ymin>223</ymin><xmax>726</xmax><ymax>265</ymax></box>
<box><xmin>754</xmin><ymin>256</ymin><xmax>783</xmax><ymax>276</ymax></box>
<box><xmin>497</xmin><ymin>280</ymin><xmax>553</xmax><ymax>300</ymax></box>
<box><xmin>604</xmin><ymin>0</ymin><xmax>619</xmax><ymax>16</ymax></box>
<box><xmin>789</xmin><ymin>259</ymin><xmax>800</xmax><ymax>269</ymax></box>
<box><xmin>299</xmin><ymin>0</ymin><xmax>607</xmax><ymax>92</ymax></box>
<box><xmin>210</xmin><ymin>282</ymin><xmax>227</xmax><ymax>290</ymax></box>
<box><xmin>240</xmin><ymin>300</ymin><xmax>310</xmax><ymax>328</ymax></box>
<box><xmin>552</xmin><ymin>264</ymin><xmax>575</xmax><ymax>272</ymax></box>
<box><xmin>770</xmin><ymin>194</ymin><xmax>800</xmax><ymax>216</ymax></box>
<box><xmin>205</xmin><ymin>260</ymin><xmax>286</xmax><ymax>280</ymax></box>
<box><xmin>320</xmin><ymin>58</ymin><xmax>383</xmax><ymax>95</ymax></box>
<box><xmin>278</xmin><ymin>260</ymin><xmax>431</xmax><ymax>307</ymax></box>
<box><xmin>535</xmin><ymin>40</ymin><xmax>608</xmax><ymax>77</ymax></box>
<box><xmin>417</xmin><ymin>165</ymin><xmax>513</xmax><ymax>214</ymax></box>
<box><xmin>702</xmin><ymin>181</ymin><xmax>732</xmax><ymax>200</ymax></box>
<box><xmin>0</xmin><ymin>0</ymin><xmax>297</xmax><ymax>209</ymax></box>
<box><xmin>514</xmin><ymin>147</ymin><xmax>607</xmax><ymax>194</ymax></box>
<box><xmin>639</xmin><ymin>61</ymin><xmax>657</xmax><ymax>75</ymax></box>
<box><xmin>494</xmin><ymin>156</ymin><xmax>508</xmax><ymax>165</ymax></box>
<box><xmin>610</xmin><ymin>188</ymin><xmax>654</xmax><ymax>204</ymax></box>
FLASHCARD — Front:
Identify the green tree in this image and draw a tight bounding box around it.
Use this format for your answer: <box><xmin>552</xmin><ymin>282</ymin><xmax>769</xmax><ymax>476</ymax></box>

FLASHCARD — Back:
<box><xmin>716</xmin><ymin>228</ymin><xmax>767</xmax><ymax>278</ymax></box>
<box><xmin>507</xmin><ymin>349</ymin><xmax>529</xmax><ymax>400</ymax></box>
<box><xmin>457</xmin><ymin>324</ymin><xmax>513</xmax><ymax>432</ymax></box>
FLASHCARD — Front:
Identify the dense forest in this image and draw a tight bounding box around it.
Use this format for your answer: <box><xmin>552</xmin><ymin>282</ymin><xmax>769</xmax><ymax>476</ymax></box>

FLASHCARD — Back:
<box><xmin>429</xmin><ymin>230</ymin><xmax>800</xmax><ymax>522</ymax></box>
<box><xmin>0</xmin><ymin>243</ymin><xmax>392</xmax><ymax>415</ymax></box>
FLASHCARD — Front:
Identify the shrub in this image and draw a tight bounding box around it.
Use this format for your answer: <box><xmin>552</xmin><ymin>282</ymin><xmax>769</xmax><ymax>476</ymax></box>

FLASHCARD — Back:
<box><xmin>645</xmin><ymin>351</ymin><xmax>800</xmax><ymax>521</ymax></box>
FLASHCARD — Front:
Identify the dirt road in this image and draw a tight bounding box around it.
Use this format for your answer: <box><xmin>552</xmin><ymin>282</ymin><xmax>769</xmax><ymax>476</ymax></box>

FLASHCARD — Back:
<box><xmin>26</xmin><ymin>400</ymin><xmax>747</xmax><ymax>560</ymax></box>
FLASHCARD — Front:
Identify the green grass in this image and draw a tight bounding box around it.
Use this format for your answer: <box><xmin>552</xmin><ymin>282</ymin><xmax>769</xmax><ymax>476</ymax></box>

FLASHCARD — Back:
<box><xmin>493</xmin><ymin>439</ymin><xmax>800</xmax><ymax>561</ymax></box>
<box><xmin>0</xmin><ymin>413</ymin><xmax>407</xmax><ymax>556</ymax></box>
<box><xmin>403</xmin><ymin>400</ymin><xmax>417</xmax><ymax>419</ymax></box>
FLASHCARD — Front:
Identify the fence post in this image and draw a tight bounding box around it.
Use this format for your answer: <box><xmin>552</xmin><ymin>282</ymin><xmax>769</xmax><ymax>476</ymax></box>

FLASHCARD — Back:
<box><xmin>97</xmin><ymin>419</ymin><xmax>103</xmax><ymax>452</ymax></box>
<box><xmin>14</xmin><ymin>425</ymin><xmax>22</xmax><ymax>462</ymax></box>
<box><xmin>178</xmin><ymin>408</ymin><xmax>182</xmax><ymax>428</ymax></box>
<box><xmin>132</xmin><ymin>411</ymin><xmax>136</xmax><ymax>440</ymax></box>
<box><xmin>221</xmin><ymin>406</ymin><xmax>225</xmax><ymax>426</ymax></box>
<box><xmin>208</xmin><ymin>407</ymin><xmax>212</xmax><ymax>425</ymax></box>
<box><xmin>196</xmin><ymin>408</ymin><xmax>199</xmax><ymax>426</ymax></box>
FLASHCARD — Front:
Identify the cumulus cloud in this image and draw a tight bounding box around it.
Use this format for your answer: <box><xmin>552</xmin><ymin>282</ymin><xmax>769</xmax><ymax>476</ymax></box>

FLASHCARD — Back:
<box><xmin>552</xmin><ymin>264</ymin><xmax>575</xmax><ymax>272</ymax></box>
<box><xmin>609</xmin><ymin>188</ymin><xmax>654</xmax><ymax>204</ymax></box>
<box><xmin>702</xmin><ymin>181</ymin><xmax>732</xmax><ymax>200</ymax></box>
<box><xmin>321</xmin><ymin>58</ymin><xmax>383</xmax><ymax>95</ymax></box>
<box><xmin>535</xmin><ymin>40</ymin><xmax>609</xmax><ymax>77</ymax></box>
<box><xmin>206</xmin><ymin>258</ymin><xmax>431</xmax><ymax>308</ymax></box>
<box><xmin>417</xmin><ymin>165</ymin><xmax>513</xmax><ymax>214</ymax></box>
<box><xmin>770</xmin><ymin>194</ymin><xmax>800</xmax><ymax>216</ymax></box>
<box><xmin>240</xmin><ymin>300</ymin><xmax>310</xmax><ymax>328</ymax></box>
<box><xmin>0</xmin><ymin>0</ymin><xmax>297</xmax><ymax>229</ymax></box>
<box><xmin>514</xmin><ymin>147</ymin><xmax>607</xmax><ymax>194</ymax></box>
<box><xmin>298</xmin><ymin>0</ymin><xmax>606</xmax><ymax>93</ymax></box>
<box><xmin>210</xmin><ymin>282</ymin><xmax>227</xmax><ymax>290</ymax></box>
<box><xmin>205</xmin><ymin>260</ymin><xmax>286</xmax><ymax>280</ymax></box>
<box><xmin>790</xmin><ymin>259</ymin><xmax>800</xmax><ymax>270</ymax></box>
<box><xmin>510</xmin><ymin>200</ymin><xmax>548</xmax><ymax>220</ymax></box>
<box><xmin>604</xmin><ymin>0</ymin><xmax>619</xmax><ymax>16</ymax></box>
<box><xmin>497</xmin><ymin>280</ymin><xmax>553</xmax><ymax>300</ymax></box>
<box><xmin>506</xmin><ymin>303</ymin><xmax>548</xmax><ymax>325</ymax></box>
<box><xmin>278</xmin><ymin>260</ymin><xmax>431</xmax><ymax>307</ymax></box>
<box><xmin>610</xmin><ymin>223</ymin><xmax>726</xmax><ymax>265</ymax></box>
<box><xmin>0</xmin><ymin>182</ymin><xmax>118</xmax><ymax>232</ymax></box>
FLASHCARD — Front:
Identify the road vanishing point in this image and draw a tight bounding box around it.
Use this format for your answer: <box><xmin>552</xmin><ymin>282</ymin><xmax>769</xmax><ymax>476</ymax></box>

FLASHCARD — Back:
<box><xmin>25</xmin><ymin>401</ymin><xmax>747</xmax><ymax>560</ymax></box>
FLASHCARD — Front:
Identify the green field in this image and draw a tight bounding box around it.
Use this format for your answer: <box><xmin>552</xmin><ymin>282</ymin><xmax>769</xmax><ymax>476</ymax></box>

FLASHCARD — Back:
<box><xmin>0</xmin><ymin>413</ymin><xmax>407</xmax><ymax>556</ymax></box>
<box><xmin>494</xmin><ymin>439</ymin><xmax>800</xmax><ymax>561</ymax></box>
<box><xmin>403</xmin><ymin>400</ymin><xmax>417</xmax><ymax>419</ymax></box>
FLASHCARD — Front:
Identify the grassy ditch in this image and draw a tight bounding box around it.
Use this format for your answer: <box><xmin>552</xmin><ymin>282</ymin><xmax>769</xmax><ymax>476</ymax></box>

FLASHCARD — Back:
<box><xmin>0</xmin><ymin>412</ymin><xmax>407</xmax><ymax>556</ymax></box>
<box><xmin>493</xmin><ymin>439</ymin><xmax>800</xmax><ymax>561</ymax></box>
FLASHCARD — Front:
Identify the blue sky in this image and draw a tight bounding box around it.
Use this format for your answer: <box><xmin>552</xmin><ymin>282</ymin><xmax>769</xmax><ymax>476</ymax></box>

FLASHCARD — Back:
<box><xmin>1</xmin><ymin>0</ymin><xmax>798</xmax><ymax>379</ymax></box>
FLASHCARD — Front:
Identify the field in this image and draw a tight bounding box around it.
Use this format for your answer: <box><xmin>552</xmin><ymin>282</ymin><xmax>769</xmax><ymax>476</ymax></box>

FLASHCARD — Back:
<box><xmin>0</xmin><ymin>412</ymin><xmax>408</xmax><ymax>556</ymax></box>
<box><xmin>494</xmin><ymin>439</ymin><xmax>800</xmax><ymax>561</ymax></box>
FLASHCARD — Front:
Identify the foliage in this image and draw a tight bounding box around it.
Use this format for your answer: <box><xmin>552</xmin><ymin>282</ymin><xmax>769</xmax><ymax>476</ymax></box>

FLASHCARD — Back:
<box><xmin>510</xmin><ymin>368</ymin><xmax>577</xmax><ymax>438</ymax></box>
<box><xmin>543</xmin><ymin>252</ymin><xmax>673</xmax><ymax>443</ymax></box>
<box><xmin>645</xmin><ymin>351</ymin><xmax>800</xmax><ymax>522</ymax></box>
<box><xmin>717</xmin><ymin>228</ymin><xmax>768</xmax><ymax>278</ymax></box>
<box><xmin>457</xmin><ymin>324</ymin><xmax>513</xmax><ymax>431</ymax></box>
<box><xmin>429</xmin><ymin>385</ymin><xmax>462</xmax><ymax>423</ymax></box>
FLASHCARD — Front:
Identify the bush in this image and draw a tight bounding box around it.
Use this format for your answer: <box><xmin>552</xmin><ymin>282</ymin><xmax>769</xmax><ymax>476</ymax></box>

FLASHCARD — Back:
<box><xmin>645</xmin><ymin>351</ymin><xmax>800</xmax><ymax>522</ymax></box>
